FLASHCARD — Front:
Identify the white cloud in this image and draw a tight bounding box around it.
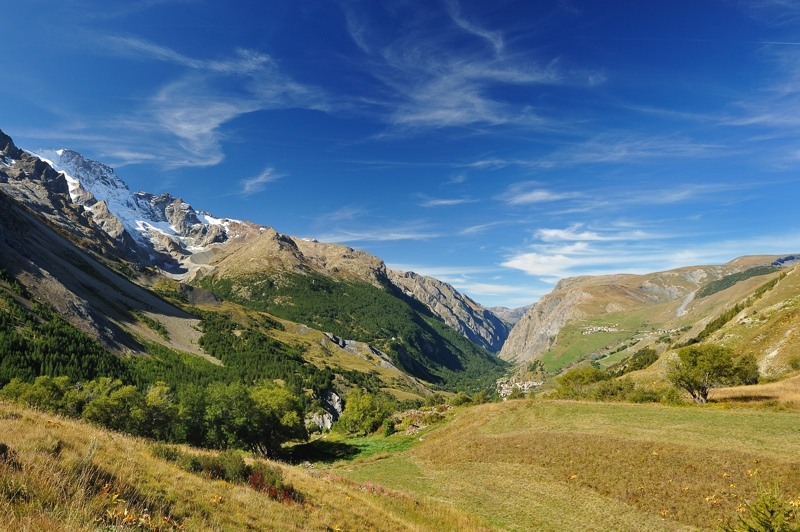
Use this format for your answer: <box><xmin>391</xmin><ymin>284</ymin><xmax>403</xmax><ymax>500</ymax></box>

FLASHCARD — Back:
<box><xmin>499</xmin><ymin>182</ymin><xmax>582</xmax><ymax>206</ymax></box>
<box><xmin>319</xmin><ymin>206</ymin><xmax>367</xmax><ymax>223</ymax></box>
<box><xmin>536</xmin><ymin>224</ymin><xmax>653</xmax><ymax>242</ymax></box>
<box><xmin>101</xmin><ymin>36</ymin><xmax>271</xmax><ymax>74</ymax></box>
<box><xmin>460</xmin><ymin>221</ymin><xmax>504</xmax><ymax>235</ymax></box>
<box><xmin>501</xmin><ymin>228</ymin><xmax>800</xmax><ymax>282</ymax></box>
<box><xmin>419</xmin><ymin>197</ymin><xmax>475</xmax><ymax>207</ymax></box>
<box><xmin>340</xmin><ymin>1</ymin><xmax>599</xmax><ymax>131</ymax></box>
<box><xmin>445</xmin><ymin>0</ymin><xmax>504</xmax><ymax>54</ymax></box>
<box><xmin>315</xmin><ymin>224</ymin><xmax>440</xmax><ymax>243</ymax></box>
<box><xmin>501</xmin><ymin>252</ymin><xmax>578</xmax><ymax>278</ymax></box>
<box><xmin>240</xmin><ymin>167</ymin><xmax>281</xmax><ymax>195</ymax></box>
<box><xmin>81</xmin><ymin>37</ymin><xmax>329</xmax><ymax>169</ymax></box>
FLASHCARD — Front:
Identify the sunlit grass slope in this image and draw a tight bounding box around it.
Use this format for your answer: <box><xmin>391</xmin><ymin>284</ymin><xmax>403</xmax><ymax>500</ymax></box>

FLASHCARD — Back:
<box><xmin>0</xmin><ymin>401</ymin><xmax>484</xmax><ymax>531</ymax></box>
<box><xmin>339</xmin><ymin>399</ymin><xmax>800</xmax><ymax>531</ymax></box>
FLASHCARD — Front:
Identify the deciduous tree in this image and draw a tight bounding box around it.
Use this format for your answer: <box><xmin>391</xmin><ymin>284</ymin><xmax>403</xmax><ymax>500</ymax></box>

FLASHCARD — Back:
<box><xmin>667</xmin><ymin>344</ymin><xmax>758</xmax><ymax>404</ymax></box>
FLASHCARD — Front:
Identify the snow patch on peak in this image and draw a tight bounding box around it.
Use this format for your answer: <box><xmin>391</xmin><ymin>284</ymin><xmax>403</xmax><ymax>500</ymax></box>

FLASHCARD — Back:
<box><xmin>27</xmin><ymin>149</ymin><xmax>81</xmax><ymax>201</ymax></box>
<box><xmin>28</xmin><ymin>149</ymin><xmax>228</xmax><ymax>247</ymax></box>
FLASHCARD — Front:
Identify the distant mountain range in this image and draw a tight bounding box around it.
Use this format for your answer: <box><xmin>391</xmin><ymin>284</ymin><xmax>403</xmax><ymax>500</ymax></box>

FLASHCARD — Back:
<box><xmin>500</xmin><ymin>255</ymin><xmax>800</xmax><ymax>383</ymax></box>
<box><xmin>2</xmin><ymin>126</ymin><xmax>799</xmax><ymax>396</ymax></box>
<box><xmin>0</xmin><ymin>128</ymin><xmax>510</xmax><ymax>394</ymax></box>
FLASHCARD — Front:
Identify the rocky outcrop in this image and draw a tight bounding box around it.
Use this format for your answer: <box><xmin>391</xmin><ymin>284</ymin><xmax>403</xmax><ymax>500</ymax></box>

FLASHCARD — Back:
<box><xmin>488</xmin><ymin>305</ymin><xmax>530</xmax><ymax>327</ymax></box>
<box><xmin>292</xmin><ymin>238</ymin><xmax>388</xmax><ymax>287</ymax></box>
<box><xmin>306</xmin><ymin>390</ymin><xmax>344</xmax><ymax>431</ymax></box>
<box><xmin>499</xmin><ymin>287</ymin><xmax>586</xmax><ymax>364</ymax></box>
<box><xmin>498</xmin><ymin>260</ymin><xmax>785</xmax><ymax>365</ymax></box>
<box><xmin>387</xmin><ymin>269</ymin><xmax>509</xmax><ymax>352</ymax></box>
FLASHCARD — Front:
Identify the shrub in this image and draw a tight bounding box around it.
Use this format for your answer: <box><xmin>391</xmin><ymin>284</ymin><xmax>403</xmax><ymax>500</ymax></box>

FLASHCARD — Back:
<box><xmin>217</xmin><ymin>450</ymin><xmax>247</xmax><ymax>483</ymax></box>
<box><xmin>588</xmin><ymin>378</ymin><xmax>635</xmax><ymax>401</ymax></box>
<box><xmin>150</xmin><ymin>443</ymin><xmax>180</xmax><ymax>462</ymax></box>
<box><xmin>555</xmin><ymin>366</ymin><xmax>611</xmax><ymax>398</ymax></box>
<box><xmin>660</xmin><ymin>386</ymin><xmax>685</xmax><ymax>406</ymax></box>
<box><xmin>247</xmin><ymin>462</ymin><xmax>284</xmax><ymax>492</ymax></box>
<box><xmin>448</xmin><ymin>392</ymin><xmax>472</xmax><ymax>407</ymax></box>
<box><xmin>382</xmin><ymin>418</ymin><xmax>396</xmax><ymax>437</ymax></box>
<box><xmin>723</xmin><ymin>488</ymin><xmax>800</xmax><ymax>531</ymax></box>
<box><xmin>626</xmin><ymin>387</ymin><xmax>662</xmax><ymax>403</ymax></box>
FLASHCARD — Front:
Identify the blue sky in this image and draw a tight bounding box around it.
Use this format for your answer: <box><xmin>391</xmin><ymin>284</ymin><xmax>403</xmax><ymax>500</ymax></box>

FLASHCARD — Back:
<box><xmin>3</xmin><ymin>0</ymin><xmax>800</xmax><ymax>308</ymax></box>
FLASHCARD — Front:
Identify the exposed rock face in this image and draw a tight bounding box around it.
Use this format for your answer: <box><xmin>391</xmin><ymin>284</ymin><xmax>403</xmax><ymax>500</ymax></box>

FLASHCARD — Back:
<box><xmin>306</xmin><ymin>390</ymin><xmax>344</xmax><ymax>431</ymax></box>
<box><xmin>292</xmin><ymin>238</ymin><xmax>388</xmax><ymax>287</ymax></box>
<box><xmin>499</xmin><ymin>287</ymin><xmax>586</xmax><ymax>364</ymax></box>
<box><xmin>488</xmin><ymin>305</ymin><xmax>530</xmax><ymax>327</ymax></box>
<box><xmin>387</xmin><ymin>269</ymin><xmax>509</xmax><ymax>352</ymax></box>
<box><xmin>1</xmin><ymin>130</ymin><xmax>515</xmax><ymax>352</ymax></box>
<box><xmin>0</xmin><ymin>130</ymin><xmax>22</xmax><ymax>161</ymax></box>
<box><xmin>499</xmin><ymin>259</ymin><xmax>785</xmax><ymax>365</ymax></box>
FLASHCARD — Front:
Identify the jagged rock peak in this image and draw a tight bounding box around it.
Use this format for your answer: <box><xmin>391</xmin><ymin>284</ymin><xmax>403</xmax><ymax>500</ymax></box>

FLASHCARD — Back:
<box><xmin>387</xmin><ymin>268</ymin><xmax>509</xmax><ymax>352</ymax></box>
<box><xmin>0</xmin><ymin>129</ymin><xmax>22</xmax><ymax>161</ymax></box>
<box><xmin>52</xmin><ymin>149</ymin><xmax>126</xmax><ymax>192</ymax></box>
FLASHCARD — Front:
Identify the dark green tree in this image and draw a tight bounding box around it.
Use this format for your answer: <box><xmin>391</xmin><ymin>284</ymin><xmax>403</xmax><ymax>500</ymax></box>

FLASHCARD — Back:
<box><xmin>335</xmin><ymin>389</ymin><xmax>395</xmax><ymax>436</ymax></box>
<box><xmin>667</xmin><ymin>344</ymin><xmax>759</xmax><ymax>404</ymax></box>
<box><xmin>204</xmin><ymin>382</ymin><xmax>256</xmax><ymax>450</ymax></box>
<box><xmin>249</xmin><ymin>383</ymin><xmax>307</xmax><ymax>457</ymax></box>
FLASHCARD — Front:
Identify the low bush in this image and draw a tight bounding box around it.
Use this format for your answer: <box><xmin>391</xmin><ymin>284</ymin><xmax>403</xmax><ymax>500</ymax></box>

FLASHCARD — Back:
<box><xmin>149</xmin><ymin>444</ymin><xmax>302</xmax><ymax>503</ymax></box>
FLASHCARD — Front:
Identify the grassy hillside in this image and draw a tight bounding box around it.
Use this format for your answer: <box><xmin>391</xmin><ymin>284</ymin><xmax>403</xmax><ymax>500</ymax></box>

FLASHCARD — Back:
<box><xmin>197</xmin><ymin>271</ymin><xmax>507</xmax><ymax>392</ymax></box>
<box><xmin>3</xmin><ymin>388</ymin><xmax>800</xmax><ymax>530</ymax></box>
<box><xmin>0</xmin><ymin>401</ymin><xmax>484</xmax><ymax>531</ymax></box>
<box><xmin>338</xmin><ymin>399</ymin><xmax>800</xmax><ymax>531</ymax></box>
<box><xmin>530</xmin><ymin>265</ymin><xmax>798</xmax><ymax>384</ymax></box>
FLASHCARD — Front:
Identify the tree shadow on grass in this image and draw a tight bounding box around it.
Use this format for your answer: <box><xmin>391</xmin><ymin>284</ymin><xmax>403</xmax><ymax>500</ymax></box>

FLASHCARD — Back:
<box><xmin>283</xmin><ymin>439</ymin><xmax>361</xmax><ymax>464</ymax></box>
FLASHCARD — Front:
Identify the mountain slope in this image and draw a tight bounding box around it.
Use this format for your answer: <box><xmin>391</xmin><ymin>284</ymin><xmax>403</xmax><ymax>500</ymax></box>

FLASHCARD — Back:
<box><xmin>388</xmin><ymin>268</ymin><xmax>509</xmax><ymax>352</ymax></box>
<box><xmin>0</xmin><ymin>128</ymin><xmax>507</xmax><ymax>393</ymax></box>
<box><xmin>501</xmin><ymin>256</ymin><xmax>799</xmax><ymax>377</ymax></box>
<box><xmin>0</xmin><ymin>400</ymin><xmax>484</xmax><ymax>531</ymax></box>
<box><xmin>0</xmin><ymin>149</ymin><xmax>200</xmax><ymax>354</ymax></box>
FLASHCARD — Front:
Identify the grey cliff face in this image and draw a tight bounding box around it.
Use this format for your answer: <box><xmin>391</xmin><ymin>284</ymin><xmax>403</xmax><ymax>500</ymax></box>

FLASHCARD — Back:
<box><xmin>387</xmin><ymin>269</ymin><xmax>509</xmax><ymax>352</ymax></box>
<box><xmin>2</xmin><ymin>129</ymin><xmax>513</xmax><ymax>352</ymax></box>
<box><xmin>498</xmin><ymin>288</ymin><xmax>585</xmax><ymax>364</ymax></box>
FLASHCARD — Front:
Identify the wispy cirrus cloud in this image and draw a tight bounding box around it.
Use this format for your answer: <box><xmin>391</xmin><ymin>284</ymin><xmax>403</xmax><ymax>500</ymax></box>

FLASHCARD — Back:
<box><xmin>80</xmin><ymin>36</ymin><xmax>328</xmax><ymax>168</ymax></box>
<box><xmin>314</xmin><ymin>223</ymin><xmax>440</xmax><ymax>243</ymax></box>
<box><xmin>444</xmin><ymin>0</ymin><xmax>504</xmax><ymax>54</ymax></box>
<box><xmin>341</xmin><ymin>0</ymin><xmax>599</xmax><ymax>131</ymax></box>
<box><xmin>740</xmin><ymin>0</ymin><xmax>800</xmax><ymax>26</ymax></box>
<box><xmin>319</xmin><ymin>206</ymin><xmax>368</xmax><ymax>223</ymax></box>
<box><xmin>100</xmin><ymin>35</ymin><xmax>271</xmax><ymax>74</ymax></box>
<box><xmin>498</xmin><ymin>181</ymin><xmax>582</xmax><ymax>206</ymax></box>
<box><xmin>466</xmin><ymin>134</ymin><xmax>722</xmax><ymax>172</ymax></box>
<box><xmin>239</xmin><ymin>167</ymin><xmax>282</xmax><ymax>195</ymax></box>
<box><xmin>535</xmin><ymin>224</ymin><xmax>655</xmax><ymax>242</ymax></box>
<box><xmin>419</xmin><ymin>196</ymin><xmax>476</xmax><ymax>207</ymax></box>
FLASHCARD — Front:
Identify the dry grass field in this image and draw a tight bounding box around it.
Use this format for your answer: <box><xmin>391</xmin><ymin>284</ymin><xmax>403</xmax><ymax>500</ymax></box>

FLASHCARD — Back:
<box><xmin>3</xmin><ymin>390</ymin><xmax>800</xmax><ymax>530</ymax></box>
<box><xmin>711</xmin><ymin>373</ymin><xmax>800</xmax><ymax>408</ymax></box>
<box><xmin>0</xmin><ymin>401</ymin><xmax>484</xmax><ymax>531</ymax></box>
<box><xmin>338</xmin><ymin>399</ymin><xmax>800</xmax><ymax>531</ymax></box>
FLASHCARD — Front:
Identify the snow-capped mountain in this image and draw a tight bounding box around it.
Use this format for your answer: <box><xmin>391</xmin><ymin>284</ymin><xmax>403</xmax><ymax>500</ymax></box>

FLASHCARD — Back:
<box><xmin>28</xmin><ymin>148</ymin><xmax>236</xmax><ymax>268</ymax></box>
<box><xmin>0</xmin><ymin>129</ymin><xmax>510</xmax><ymax>352</ymax></box>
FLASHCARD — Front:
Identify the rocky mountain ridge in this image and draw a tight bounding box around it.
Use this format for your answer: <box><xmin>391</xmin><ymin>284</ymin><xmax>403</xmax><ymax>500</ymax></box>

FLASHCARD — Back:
<box><xmin>0</xmin><ymin>129</ymin><xmax>508</xmax><ymax>353</ymax></box>
<box><xmin>499</xmin><ymin>256</ymin><xmax>800</xmax><ymax>377</ymax></box>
